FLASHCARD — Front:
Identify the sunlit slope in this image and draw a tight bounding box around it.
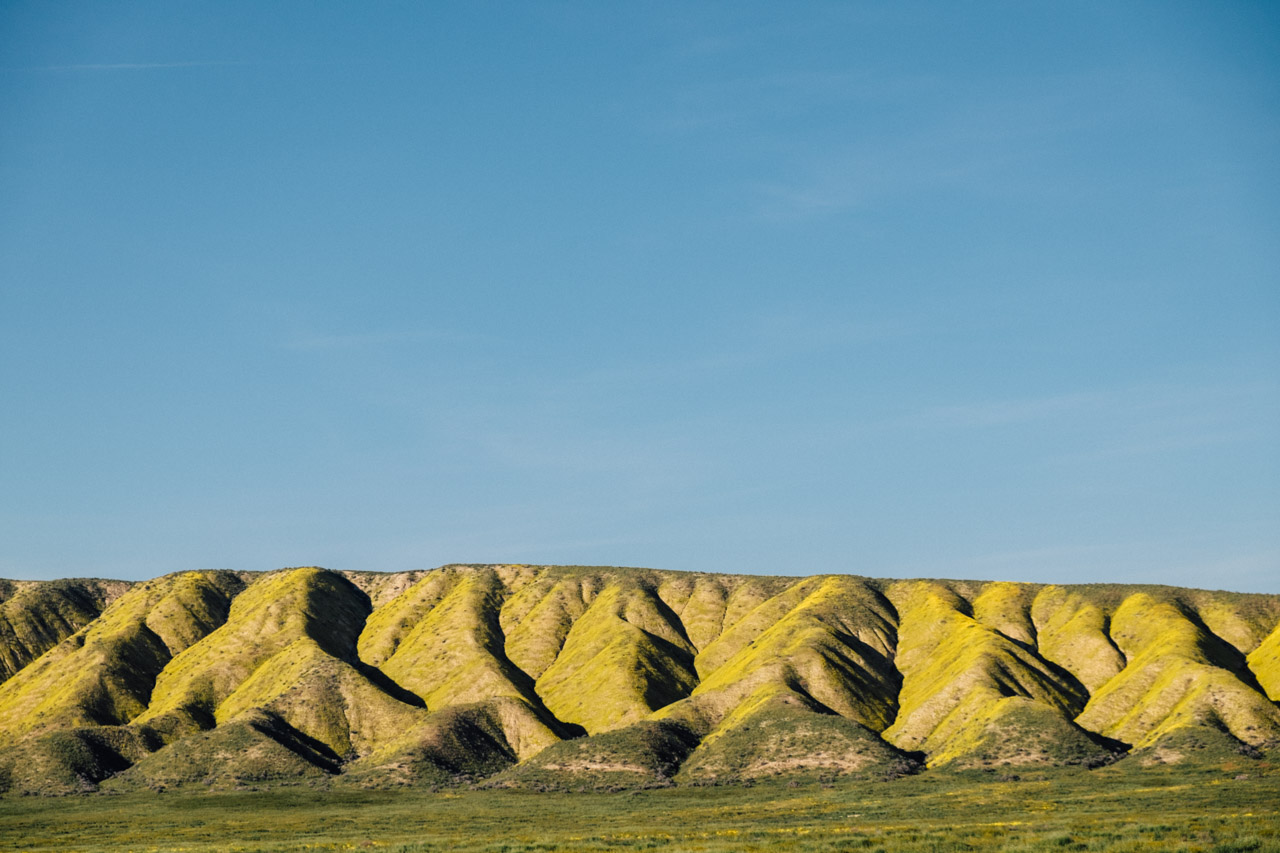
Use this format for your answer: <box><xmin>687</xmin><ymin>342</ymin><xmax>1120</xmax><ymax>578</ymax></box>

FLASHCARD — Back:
<box><xmin>650</xmin><ymin>576</ymin><xmax>910</xmax><ymax>781</ymax></box>
<box><xmin>1249</xmin><ymin>622</ymin><xmax>1280</xmax><ymax>701</ymax></box>
<box><xmin>0</xmin><ymin>564</ymin><xmax>1277</xmax><ymax>794</ymax></box>
<box><xmin>370</xmin><ymin>566</ymin><xmax>536</xmax><ymax>709</ymax></box>
<box><xmin>655</xmin><ymin>576</ymin><xmax>901</xmax><ymax>747</ymax></box>
<box><xmin>0</xmin><ymin>571</ymin><xmax>243</xmax><ymax>740</ymax></box>
<box><xmin>347</xmin><ymin>567</ymin><xmax>569</xmax><ymax>783</ymax></box>
<box><xmin>535</xmin><ymin>575</ymin><xmax>699</xmax><ymax>733</ymax></box>
<box><xmin>1075</xmin><ymin>592</ymin><xmax>1280</xmax><ymax>750</ymax></box>
<box><xmin>651</xmin><ymin>572</ymin><xmax>793</xmax><ymax>654</ymax></box>
<box><xmin>1029</xmin><ymin>585</ymin><xmax>1127</xmax><ymax>693</ymax></box>
<box><xmin>499</xmin><ymin>572</ymin><xmax>600</xmax><ymax>680</ymax></box>
<box><xmin>882</xmin><ymin>580</ymin><xmax>1108</xmax><ymax>768</ymax></box>
<box><xmin>341</xmin><ymin>569</ymin><xmax>433</xmax><ymax>609</ymax></box>
<box><xmin>361</xmin><ymin>565</ymin><xmax>561</xmax><ymax>759</ymax></box>
<box><xmin>136</xmin><ymin>567</ymin><xmax>426</xmax><ymax>756</ymax></box>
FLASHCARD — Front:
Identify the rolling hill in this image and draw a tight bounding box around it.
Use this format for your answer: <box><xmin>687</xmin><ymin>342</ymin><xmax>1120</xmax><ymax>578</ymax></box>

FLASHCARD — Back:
<box><xmin>0</xmin><ymin>564</ymin><xmax>1277</xmax><ymax>795</ymax></box>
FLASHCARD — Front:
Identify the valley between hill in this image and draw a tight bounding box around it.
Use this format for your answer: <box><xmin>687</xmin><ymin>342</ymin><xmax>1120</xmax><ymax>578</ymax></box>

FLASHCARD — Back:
<box><xmin>1</xmin><ymin>564</ymin><xmax>1277</xmax><ymax>795</ymax></box>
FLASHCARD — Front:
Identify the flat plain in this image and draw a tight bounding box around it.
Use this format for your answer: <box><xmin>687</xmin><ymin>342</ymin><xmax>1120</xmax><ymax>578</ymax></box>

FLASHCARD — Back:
<box><xmin>3</xmin><ymin>764</ymin><xmax>1278</xmax><ymax>852</ymax></box>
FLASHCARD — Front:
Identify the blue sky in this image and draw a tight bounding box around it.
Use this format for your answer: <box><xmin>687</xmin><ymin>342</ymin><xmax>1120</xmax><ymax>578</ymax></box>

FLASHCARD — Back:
<box><xmin>2</xmin><ymin>2</ymin><xmax>1277</xmax><ymax>591</ymax></box>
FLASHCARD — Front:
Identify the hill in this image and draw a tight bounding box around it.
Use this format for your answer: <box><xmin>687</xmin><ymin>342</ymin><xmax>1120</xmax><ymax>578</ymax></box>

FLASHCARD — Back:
<box><xmin>0</xmin><ymin>564</ymin><xmax>1277</xmax><ymax>795</ymax></box>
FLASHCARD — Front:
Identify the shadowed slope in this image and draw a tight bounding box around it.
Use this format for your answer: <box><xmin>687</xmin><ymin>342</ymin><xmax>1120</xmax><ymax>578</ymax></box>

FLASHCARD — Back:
<box><xmin>103</xmin><ymin>709</ymin><xmax>341</xmax><ymax>791</ymax></box>
<box><xmin>656</xmin><ymin>576</ymin><xmax>901</xmax><ymax>739</ymax></box>
<box><xmin>368</xmin><ymin>566</ymin><xmax>563</xmax><ymax>759</ymax></box>
<box><xmin>136</xmin><ymin>567</ymin><xmax>426</xmax><ymax>756</ymax></box>
<box><xmin>0</xmin><ymin>724</ymin><xmax>160</xmax><ymax>795</ymax></box>
<box><xmin>0</xmin><ymin>579</ymin><xmax>131</xmax><ymax>683</ymax></box>
<box><xmin>344</xmin><ymin>701</ymin><xmax>537</xmax><ymax>789</ymax></box>
<box><xmin>0</xmin><ymin>572</ymin><xmax>243</xmax><ymax>740</ymax></box>
<box><xmin>535</xmin><ymin>577</ymin><xmax>699</xmax><ymax>733</ymax></box>
<box><xmin>1075</xmin><ymin>592</ymin><xmax>1280</xmax><ymax>750</ymax></box>
<box><xmin>882</xmin><ymin>580</ymin><xmax>1104</xmax><ymax>767</ymax></box>
<box><xmin>1030</xmin><ymin>585</ymin><xmax>1127</xmax><ymax>693</ymax></box>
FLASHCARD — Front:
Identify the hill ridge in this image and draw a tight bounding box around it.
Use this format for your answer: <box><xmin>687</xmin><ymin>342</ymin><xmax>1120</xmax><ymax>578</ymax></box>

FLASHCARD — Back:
<box><xmin>1</xmin><ymin>564</ymin><xmax>1277</xmax><ymax>794</ymax></box>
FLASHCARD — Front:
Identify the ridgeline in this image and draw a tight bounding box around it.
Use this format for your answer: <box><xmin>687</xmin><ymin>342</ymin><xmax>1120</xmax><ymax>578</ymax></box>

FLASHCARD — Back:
<box><xmin>0</xmin><ymin>565</ymin><xmax>1277</xmax><ymax>795</ymax></box>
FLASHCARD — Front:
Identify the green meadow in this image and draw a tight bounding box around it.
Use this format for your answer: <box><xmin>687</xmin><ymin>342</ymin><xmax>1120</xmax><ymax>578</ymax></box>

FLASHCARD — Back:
<box><xmin>3</xmin><ymin>765</ymin><xmax>1277</xmax><ymax>853</ymax></box>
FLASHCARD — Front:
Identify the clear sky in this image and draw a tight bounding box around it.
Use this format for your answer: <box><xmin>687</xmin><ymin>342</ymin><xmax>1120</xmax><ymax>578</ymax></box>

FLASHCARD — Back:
<box><xmin>2</xmin><ymin>2</ymin><xmax>1277</xmax><ymax>591</ymax></box>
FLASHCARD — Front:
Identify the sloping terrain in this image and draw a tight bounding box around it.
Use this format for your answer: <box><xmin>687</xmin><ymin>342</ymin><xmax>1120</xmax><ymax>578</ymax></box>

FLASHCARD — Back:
<box><xmin>0</xmin><ymin>578</ymin><xmax>130</xmax><ymax>682</ymax></box>
<box><xmin>881</xmin><ymin>580</ymin><xmax>1107</xmax><ymax>768</ymax></box>
<box><xmin>102</xmin><ymin>709</ymin><xmax>341</xmax><ymax>792</ymax></box>
<box><xmin>675</xmin><ymin>691</ymin><xmax>919</xmax><ymax>784</ymax></box>
<box><xmin>1074</xmin><ymin>592</ymin><xmax>1280</xmax><ymax>750</ymax></box>
<box><xmin>534</xmin><ymin>576</ymin><xmax>699</xmax><ymax>734</ymax></box>
<box><xmin>0</xmin><ymin>571</ymin><xmax>245</xmax><ymax>740</ymax></box>
<box><xmin>0</xmin><ymin>564</ymin><xmax>1277</xmax><ymax>794</ymax></box>
<box><xmin>486</xmin><ymin>719</ymin><xmax>700</xmax><ymax>791</ymax></box>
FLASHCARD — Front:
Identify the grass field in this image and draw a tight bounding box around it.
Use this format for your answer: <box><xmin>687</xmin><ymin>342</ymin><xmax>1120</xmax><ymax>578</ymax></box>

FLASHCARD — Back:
<box><xmin>2</xmin><ymin>764</ymin><xmax>1278</xmax><ymax>852</ymax></box>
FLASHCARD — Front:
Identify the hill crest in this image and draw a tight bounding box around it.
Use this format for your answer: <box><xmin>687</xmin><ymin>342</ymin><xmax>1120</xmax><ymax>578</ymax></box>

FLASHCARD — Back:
<box><xmin>1</xmin><ymin>564</ymin><xmax>1277</xmax><ymax>795</ymax></box>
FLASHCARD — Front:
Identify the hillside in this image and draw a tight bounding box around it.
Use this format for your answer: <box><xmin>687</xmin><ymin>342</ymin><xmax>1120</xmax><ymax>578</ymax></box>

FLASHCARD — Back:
<box><xmin>0</xmin><ymin>565</ymin><xmax>1277</xmax><ymax>795</ymax></box>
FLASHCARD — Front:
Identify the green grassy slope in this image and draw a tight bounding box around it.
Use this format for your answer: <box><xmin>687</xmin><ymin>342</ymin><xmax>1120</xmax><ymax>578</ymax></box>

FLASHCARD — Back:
<box><xmin>0</xmin><ymin>564</ymin><xmax>1277</xmax><ymax>795</ymax></box>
